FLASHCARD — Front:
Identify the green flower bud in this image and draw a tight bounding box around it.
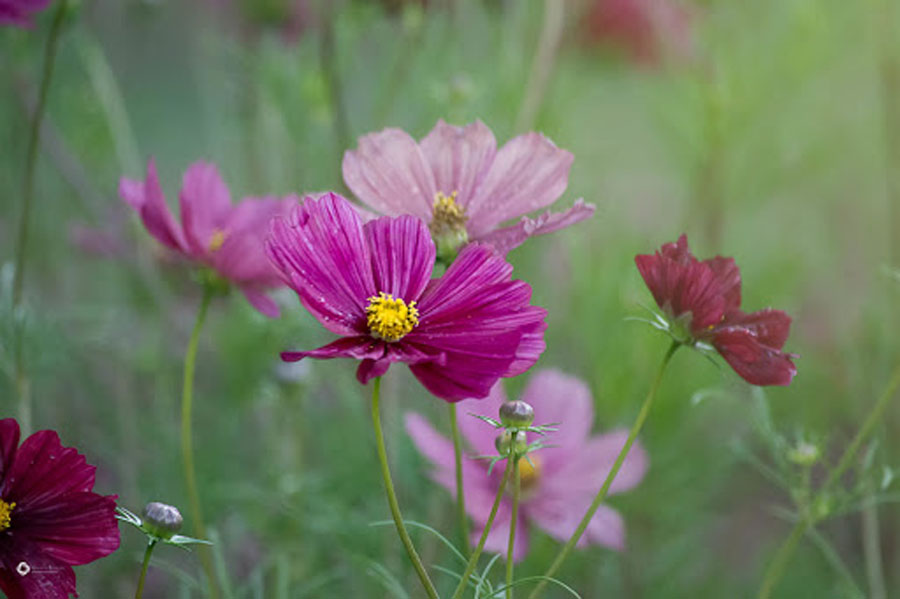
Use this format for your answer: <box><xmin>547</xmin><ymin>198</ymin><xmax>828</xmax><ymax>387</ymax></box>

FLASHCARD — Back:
<box><xmin>142</xmin><ymin>502</ymin><xmax>183</xmax><ymax>540</ymax></box>
<box><xmin>499</xmin><ymin>400</ymin><xmax>534</xmax><ymax>428</ymax></box>
<box><xmin>787</xmin><ymin>441</ymin><xmax>820</xmax><ymax>467</ymax></box>
<box><xmin>495</xmin><ymin>431</ymin><xmax>512</xmax><ymax>456</ymax></box>
<box><xmin>512</xmin><ymin>430</ymin><xmax>528</xmax><ymax>456</ymax></box>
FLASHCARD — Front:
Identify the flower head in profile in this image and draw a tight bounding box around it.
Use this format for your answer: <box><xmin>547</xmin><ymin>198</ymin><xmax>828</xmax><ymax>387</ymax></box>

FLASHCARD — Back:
<box><xmin>342</xmin><ymin>120</ymin><xmax>594</xmax><ymax>260</ymax></box>
<box><xmin>1</xmin><ymin>0</ymin><xmax>53</xmax><ymax>27</ymax></box>
<box><xmin>406</xmin><ymin>369</ymin><xmax>648</xmax><ymax>560</ymax></box>
<box><xmin>266</xmin><ymin>193</ymin><xmax>547</xmax><ymax>401</ymax></box>
<box><xmin>0</xmin><ymin>418</ymin><xmax>120</xmax><ymax>598</ymax></box>
<box><xmin>120</xmin><ymin>159</ymin><xmax>297</xmax><ymax>317</ymax></box>
<box><xmin>635</xmin><ymin>234</ymin><xmax>797</xmax><ymax>386</ymax></box>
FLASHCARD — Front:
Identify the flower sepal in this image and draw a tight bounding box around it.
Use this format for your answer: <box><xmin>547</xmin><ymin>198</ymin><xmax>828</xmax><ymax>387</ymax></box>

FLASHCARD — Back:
<box><xmin>117</xmin><ymin>505</ymin><xmax>212</xmax><ymax>550</ymax></box>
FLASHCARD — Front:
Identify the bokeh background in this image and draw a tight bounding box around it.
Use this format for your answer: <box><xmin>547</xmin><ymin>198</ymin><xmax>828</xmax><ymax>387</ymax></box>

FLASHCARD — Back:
<box><xmin>2</xmin><ymin>0</ymin><xmax>899</xmax><ymax>596</ymax></box>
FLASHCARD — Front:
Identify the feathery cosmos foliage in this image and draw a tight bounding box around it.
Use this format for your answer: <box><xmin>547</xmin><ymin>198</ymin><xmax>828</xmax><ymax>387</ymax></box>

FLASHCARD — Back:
<box><xmin>266</xmin><ymin>193</ymin><xmax>547</xmax><ymax>401</ymax></box>
<box><xmin>0</xmin><ymin>419</ymin><xmax>119</xmax><ymax>599</ymax></box>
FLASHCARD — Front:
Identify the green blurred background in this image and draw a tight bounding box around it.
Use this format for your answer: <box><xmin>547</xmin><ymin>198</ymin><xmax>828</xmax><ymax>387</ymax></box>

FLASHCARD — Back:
<box><xmin>2</xmin><ymin>0</ymin><xmax>899</xmax><ymax>596</ymax></box>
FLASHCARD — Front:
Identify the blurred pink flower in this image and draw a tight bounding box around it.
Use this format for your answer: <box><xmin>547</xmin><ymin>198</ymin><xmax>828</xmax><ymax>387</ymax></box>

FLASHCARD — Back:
<box><xmin>406</xmin><ymin>369</ymin><xmax>648</xmax><ymax>561</ymax></box>
<box><xmin>202</xmin><ymin>0</ymin><xmax>313</xmax><ymax>44</ymax></box>
<box><xmin>583</xmin><ymin>0</ymin><xmax>693</xmax><ymax>65</ymax></box>
<box><xmin>343</xmin><ymin>120</ymin><xmax>594</xmax><ymax>256</ymax></box>
<box><xmin>0</xmin><ymin>0</ymin><xmax>52</xmax><ymax>27</ymax></box>
<box><xmin>119</xmin><ymin>159</ymin><xmax>297</xmax><ymax>317</ymax></box>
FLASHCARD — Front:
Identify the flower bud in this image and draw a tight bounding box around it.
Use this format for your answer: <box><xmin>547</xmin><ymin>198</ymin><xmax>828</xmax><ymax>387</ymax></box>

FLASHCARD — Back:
<box><xmin>512</xmin><ymin>430</ymin><xmax>528</xmax><ymax>456</ymax></box>
<box><xmin>495</xmin><ymin>431</ymin><xmax>512</xmax><ymax>456</ymax></box>
<box><xmin>787</xmin><ymin>441</ymin><xmax>820</xmax><ymax>467</ymax></box>
<box><xmin>142</xmin><ymin>502</ymin><xmax>183</xmax><ymax>540</ymax></box>
<box><xmin>499</xmin><ymin>400</ymin><xmax>534</xmax><ymax>428</ymax></box>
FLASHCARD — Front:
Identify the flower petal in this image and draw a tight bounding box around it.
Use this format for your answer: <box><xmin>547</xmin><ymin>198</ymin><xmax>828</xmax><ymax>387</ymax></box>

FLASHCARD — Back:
<box><xmin>418</xmin><ymin>120</ymin><xmax>497</xmax><ymax>207</ymax></box>
<box><xmin>13</xmin><ymin>492</ymin><xmax>119</xmax><ymax>565</ymax></box>
<box><xmin>355</xmin><ymin>342</ymin><xmax>444</xmax><ymax>385</ymax></box>
<box><xmin>241</xmin><ymin>288</ymin><xmax>280</xmax><ymax>318</ymax></box>
<box><xmin>705</xmin><ymin>256</ymin><xmax>741</xmax><ymax>312</ymax></box>
<box><xmin>281</xmin><ymin>336</ymin><xmax>384</xmax><ymax>364</ymax></box>
<box><xmin>363</xmin><ymin>215</ymin><xmax>435</xmax><ymax>301</ymax></box>
<box><xmin>526</xmin><ymin>495</ymin><xmax>625</xmax><ymax>552</ymax></box>
<box><xmin>542</xmin><ymin>431</ymin><xmax>648</xmax><ymax>497</ymax></box>
<box><xmin>342</xmin><ymin>128</ymin><xmax>436</xmax><ymax>219</ymax></box>
<box><xmin>119</xmin><ymin>159</ymin><xmax>186</xmax><ymax>252</ymax></box>
<box><xmin>466</xmin><ymin>132</ymin><xmax>574</xmax><ymax>237</ymax></box>
<box><xmin>722</xmin><ymin>308</ymin><xmax>792</xmax><ymax>350</ymax></box>
<box><xmin>474</xmin><ymin>510</ymin><xmax>529</xmax><ymax>563</ymax></box>
<box><xmin>476</xmin><ymin>199</ymin><xmax>595</xmax><ymax>254</ymax></box>
<box><xmin>457</xmin><ymin>386</ymin><xmax>509</xmax><ymax>458</ymax></box>
<box><xmin>266</xmin><ymin>193</ymin><xmax>376</xmax><ymax>336</ymax></box>
<box><xmin>2</xmin><ymin>431</ymin><xmax>95</xmax><ymax>509</ymax></box>
<box><xmin>520</xmin><ymin>369</ymin><xmax>594</xmax><ymax>450</ymax></box>
<box><xmin>0</xmin><ymin>536</ymin><xmax>76</xmax><ymax>599</ymax></box>
<box><xmin>712</xmin><ymin>327</ymin><xmax>797</xmax><ymax>386</ymax></box>
<box><xmin>0</xmin><ymin>419</ymin><xmax>20</xmax><ymax>486</ymax></box>
<box><xmin>179</xmin><ymin>161</ymin><xmax>234</xmax><ymax>256</ymax></box>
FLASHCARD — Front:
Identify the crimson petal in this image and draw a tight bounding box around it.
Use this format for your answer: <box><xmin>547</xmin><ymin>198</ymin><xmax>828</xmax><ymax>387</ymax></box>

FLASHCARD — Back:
<box><xmin>713</xmin><ymin>327</ymin><xmax>797</xmax><ymax>386</ymax></box>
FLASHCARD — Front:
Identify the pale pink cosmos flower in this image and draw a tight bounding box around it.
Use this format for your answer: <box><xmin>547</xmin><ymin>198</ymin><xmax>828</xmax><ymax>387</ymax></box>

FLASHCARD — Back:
<box><xmin>119</xmin><ymin>159</ymin><xmax>298</xmax><ymax>317</ymax></box>
<box><xmin>406</xmin><ymin>369</ymin><xmax>648</xmax><ymax>561</ymax></box>
<box><xmin>342</xmin><ymin>120</ymin><xmax>595</xmax><ymax>257</ymax></box>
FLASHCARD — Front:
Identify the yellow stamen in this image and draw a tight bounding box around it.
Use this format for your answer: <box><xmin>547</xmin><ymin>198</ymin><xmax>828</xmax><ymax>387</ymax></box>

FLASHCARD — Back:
<box><xmin>0</xmin><ymin>499</ymin><xmax>16</xmax><ymax>532</ymax></box>
<box><xmin>430</xmin><ymin>191</ymin><xmax>468</xmax><ymax>235</ymax></box>
<box><xmin>208</xmin><ymin>229</ymin><xmax>227</xmax><ymax>252</ymax></box>
<box><xmin>366</xmin><ymin>292</ymin><xmax>420</xmax><ymax>342</ymax></box>
<box><xmin>518</xmin><ymin>455</ymin><xmax>541</xmax><ymax>494</ymax></box>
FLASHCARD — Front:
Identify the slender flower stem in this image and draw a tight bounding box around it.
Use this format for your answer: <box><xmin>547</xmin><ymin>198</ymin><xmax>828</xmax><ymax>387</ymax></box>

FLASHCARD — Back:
<box><xmin>758</xmin><ymin>363</ymin><xmax>900</xmax><ymax>599</ymax></box>
<box><xmin>12</xmin><ymin>0</ymin><xmax>69</xmax><ymax>436</ymax></box>
<box><xmin>370</xmin><ymin>378</ymin><xmax>439</xmax><ymax>599</ymax></box>
<box><xmin>451</xmin><ymin>457</ymin><xmax>515</xmax><ymax>599</ymax></box>
<box><xmin>449</xmin><ymin>402</ymin><xmax>470</xmax><ymax>555</ymax></box>
<box><xmin>506</xmin><ymin>457</ymin><xmax>521</xmax><ymax>599</ymax></box>
<box><xmin>528</xmin><ymin>340</ymin><xmax>680</xmax><ymax>599</ymax></box>
<box><xmin>515</xmin><ymin>0</ymin><xmax>565</xmax><ymax>132</ymax></box>
<box><xmin>180</xmin><ymin>286</ymin><xmax>219</xmax><ymax>599</ymax></box>
<box><xmin>134</xmin><ymin>540</ymin><xmax>157</xmax><ymax>599</ymax></box>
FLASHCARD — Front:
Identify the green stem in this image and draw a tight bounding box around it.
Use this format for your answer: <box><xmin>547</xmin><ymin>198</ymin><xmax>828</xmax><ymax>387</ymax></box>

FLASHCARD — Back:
<box><xmin>451</xmin><ymin>457</ymin><xmax>515</xmax><ymax>599</ymax></box>
<box><xmin>757</xmin><ymin>362</ymin><xmax>900</xmax><ymax>599</ymax></box>
<box><xmin>506</xmin><ymin>457</ymin><xmax>521</xmax><ymax>599</ymax></box>
<box><xmin>12</xmin><ymin>0</ymin><xmax>69</xmax><ymax>436</ymax></box>
<box><xmin>449</xmin><ymin>402</ymin><xmax>470</xmax><ymax>556</ymax></box>
<box><xmin>134</xmin><ymin>540</ymin><xmax>157</xmax><ymax>599</ymax></box>
<box><xmin>180</xmin><ymin>286</ymin><xmax>219</xmax><ymax>599</ymax></box>
<box><xmin>370</xmin><ymin>378</ymin><xmax>439</xmax><ymax>599</ymax></box>
<box><xmin>528</xmin><ymin>341</ymin><xmax>680</xmax><ymax>599</ymax></box>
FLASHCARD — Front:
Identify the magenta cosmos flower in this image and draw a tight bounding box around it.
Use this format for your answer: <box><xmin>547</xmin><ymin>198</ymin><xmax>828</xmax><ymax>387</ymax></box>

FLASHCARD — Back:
<box><xmin>266</xmin><ymin>193</ymin><xmax>547</xmax><ymax>401</ymax></box>
<box><xmin>635</xmin><ymin>234</ymin><xmax>797</xmax><ymax>386</ymax></box>
<box><xmin>0</xmin><ymin>0</ymin><xmax>52</xmax><ymax>27</ymax></box>
<box><xmin>120</xmin><ymin>159</ymin><xmax>297</xmax><ymax>317</ymax></box>
<box><xmin>406</xmin><ymin>369</ymin><xmax>648</xmax><ymax>561</ymax></box>
<box><xmin>342</xmin><ymin>120</ymin><xmax>595</xmax><ymax>258</ymax></box>
<box><xmin>0</xmin><ymin>419</ymin><xmax>119</xmax><ymax>598</ymax></box>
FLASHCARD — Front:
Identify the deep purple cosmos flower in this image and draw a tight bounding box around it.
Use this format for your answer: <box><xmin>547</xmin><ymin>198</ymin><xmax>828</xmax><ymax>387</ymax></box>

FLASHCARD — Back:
<box><xmin>0</xmin><ymin>0</ymin><xmax>52</xmax><ymax>27</ymax></box>
<box><xmin>0</xmin><ymin>419</ymin><xmax>119</xmax><ymax>598</ymax></box>
<box><xmin>406</xmin><ymin>369</ymin><xmax>648</xmax><ymax>561</ymax></box>
<box><xmin>342</xmin><ymin>120</ymin><xmax>595</xmax><ymax>258</ymax></box>
<box><xmin>266</xmin><ymin>193</ymin><xmax>547</xmax><ymax>401</ymax></box>
<box><xmin>635</xmin><ymin>234</ymin><xmax>797</xmax><ymax>386</ymax></box>
<box><xmin>120</xmin><ymin>159</ymin><xmax>297</xmax><ymax>317</ymax></box>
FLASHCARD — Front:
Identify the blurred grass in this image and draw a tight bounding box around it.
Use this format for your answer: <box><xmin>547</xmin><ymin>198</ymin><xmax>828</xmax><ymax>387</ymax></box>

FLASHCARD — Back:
<box><xmin>1</xmin><ymin>0</ymin><xmax>899</xmax><ymax>596</ymax></box>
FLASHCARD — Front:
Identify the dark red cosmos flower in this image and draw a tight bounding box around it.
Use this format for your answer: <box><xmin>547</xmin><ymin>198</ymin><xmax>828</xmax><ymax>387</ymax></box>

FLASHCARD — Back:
<box><xmin>635</xmin><ymin>234</ymin><xmax>797</xmax><ymax>386</ymax></box>
<box><xmin>0</xmin><ymin>419</ymin><xmax>120</xmax><ymax>598</ymax></box>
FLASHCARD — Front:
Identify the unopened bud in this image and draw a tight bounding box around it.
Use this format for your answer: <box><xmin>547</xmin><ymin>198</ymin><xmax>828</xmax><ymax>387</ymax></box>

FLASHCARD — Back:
<box><xmin>499</xmin><ymin>400</ymin><xmax>534</xmax><ymax>428</ymax></box>
<box><xmin>495</xmin><ymin>431</ymin><xmax>512</xmax><ymax>456</ymax></box>
<box><xmin>142</xmin><ymin>502</ymin><xmax>183</xmax><ymax>540</ymax></box>
<box><xmin>788</xmin><ymin>441</ymin><xmax>820</xmax><ymax>467</ymax></box>
<box><xmin>512</xmin><ymin>430</ymin><xmax>528</xmax><ymax>455</ymax></box>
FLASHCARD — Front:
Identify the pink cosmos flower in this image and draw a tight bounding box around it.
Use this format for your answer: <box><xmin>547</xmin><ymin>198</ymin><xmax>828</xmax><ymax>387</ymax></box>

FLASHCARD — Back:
<box><xmin>406</xmin><ymin>369</ymin><xmax>648</xmax><ymax>561</ymax></box>
<box><xmin>342</xmin><ymin>120</ymin><xmax>595</xmax><ymax>257</ymax></box>
<box><xmin>266</xmin><ymin>192</ymin><xmax>547</xmax><ymax>401</ymax></box>
<box><xmin>635</xmin><ymin>234</ymin><xmax>797</xmax><ymax>386</ymax></box>
<box><xmin>0</xmin><ymin>418</ymin><xmax>120</xmax><ymax>598</ymax></box>
<box><xmin>583</xmin><ymin>0</ymin><xmax>693</xmax><ymax>65</ymax></box>
<box><xmin>0</xmin><ymin>0</ymin><xmax>52</xmax><ymax>27</ymax></box>
<box><xmin>120</xmin><ymin>159</ymin><xmax>297</xmax><ymax>318</ymax></box>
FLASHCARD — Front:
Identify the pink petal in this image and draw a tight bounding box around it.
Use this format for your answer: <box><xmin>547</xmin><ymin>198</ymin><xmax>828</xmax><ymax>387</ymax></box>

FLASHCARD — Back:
<box><xmin>2</xmin><ymin>431</ymin><xmax>95</xmax><ymax>509</ymax></box>
<box><xmin>466</xmin><ymin>132</ymin><xmax>574</xmax><ymax>237</ymax></box>
<box><xmin>704</xmin><ymin>256</ymin><xmax>741</xmax><ymax>313</ymax></box>
<box><xmin>363</xmin><ymin>215</ymin><xmax>435</xmax><ymax>301</ymax></box>
<box><xmin>457</xmin><ymin>386</ymin><xmax>509</xmax><ymax>458</ymax></box>
<box><xmin>418</xmin><ymin>120</ymin><xmax>497</xmax><ymax>208</ymax></box>
<box><xmin>281</xmin><ymin>336</ymin><xmax>384</xmax><ymax>363</ymax></box>
<box><xmin>476</xmin><ymin>199</ymin><xmax>595</xmax><ymax>254</ymax></box>
<box><xmin>119</xmin><ymin>159</ymin><xmax>186</xmax><ymax>252</ymax></box>
<box><xmin>179</xmin><ymin>161</ymin><xmax>234</xmax><ymax>256</ymax></box>
<box><xmin>722</xmin><ymin>309</ymin><xmax>792</xmax><ymax>350</ymax></box>
<box><xmin>266</xmin><ymin>193</ymin><xmax>376</xmax><ymax>336</ymax></box>
<box><xmin>473</xmin><ymin>510</ymin><xmax>529</xmax><ymax>563</ymax></box>
<box><xmin>527</xmin><ymin>495</ymin><xmax>625</xmax><ymax>552</ymax></box>
<box><xmin>0</xmin><ymin>537</ymin><xmax>76</xmax><ymax>599</ymax></box>
<box><xmin>15</xmin><ymin>492</ymin><xmax>120</xmax><ymax>565</ymax></box>
<box><xmin>342</xmin><ymin>128</ymin><xmax>436</xmax><ymax>219</ymax></box>
<box><xmin>520</xmin><ymin>369</ymin><xmax>595</xmax><ymax>450</ymax></box>
<box><xmin>241</xmin><ymin>288</ymin><xmax>280</xmax><ymax>318</ymax></box>
<box><xmin>543</xmin><ymin>431</ymin><xmax>649</xmax><ymax>497</ymax></box>
<box><xmin>0</xmin><ymin>419</ymin><xmax>20</xmax><ymax>483</ymax></box>
<box><xmin>355</xmin><ymin>342</ymin><xmax>444</xmax><ymax>385</ymax></box>
<box><xmin>712</xmin><ymin>327</ymin><xmax>797</xmax><ymax>386</ymax></box>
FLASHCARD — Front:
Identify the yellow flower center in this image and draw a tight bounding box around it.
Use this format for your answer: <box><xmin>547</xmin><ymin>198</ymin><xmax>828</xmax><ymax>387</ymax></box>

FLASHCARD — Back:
<box><xmin>430</xmin><ymin>191</ymin><xmax>468</xmax><ymax>235</ymax></box>
<box><xmin>0</xmin><ymin>499</ymin><xmax>16</xmax><ymax>532</ymax></box>
<box><xmin>518</xmin><ymin>455</ymin><xmax>541</xmax><ymax>494</ymax></box>
<box><xmin>208</xmin><ymin>229</ymin><xmax>227</xmax><ymax>252</ymax></box>
<box><xmin>366</xmin><ymin>292</ymin><xmax>420</xmax><ymax>342</ymax></box>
